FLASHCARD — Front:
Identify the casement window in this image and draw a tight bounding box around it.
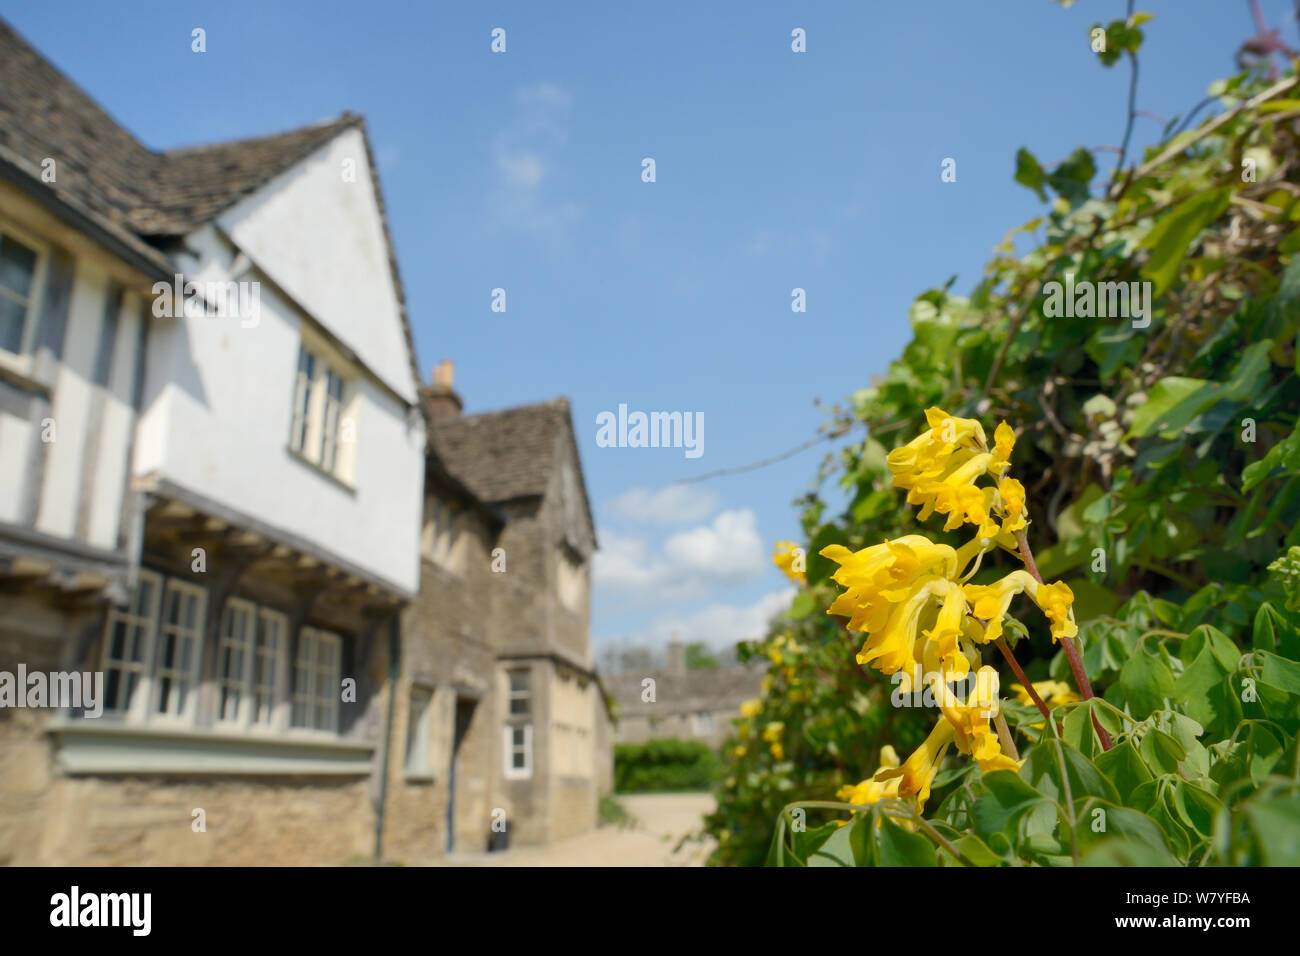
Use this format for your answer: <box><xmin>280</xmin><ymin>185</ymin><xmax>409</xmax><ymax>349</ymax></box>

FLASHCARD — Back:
<box><xmin>102</xmin><ymin>570</ymin><xmax>164</xmax><ymax>716</ymax></box>
<box><xmin>217</xmin><ymin>598</ymin><xmax>257</xmax><ymax>723</ymax></box>
<box><xmin>102</xmin><ymin>572</ymin><xmax>207</xmax><ymax>721</ymax></box>
<box><xmin>503</xmin><ymin>724</ymin><xmax>533</xmax><ymax>779</ymax></box>
<box><xmin>421</xmin><ymin>494</ymin><xmax>463</xmax><ymax>570</ymax></box>
<box><xmin>216</xmin><ymin>600</ymin><xmax>288</xmax><ymax>728</ymax></box>
<box><xmin>252</xmin><ymin>610</ymin><xmax>288</xmax><ymax>727</ymax></box>
<box><xmin>692</xmin><ymin>711</ymin><xmax>715</xmax><ymax>737</ymax></box>
<box><xmin>292</xmin><ymin>627</ymin><xmax>341</xmax><ymax>732</ymax></box>
<box><xmin>0</xmin><ymin>225</ymin><xmax>47</xmax><ymax>366</ymax></box>
<box><xmin>289</xmin><ymin>347</ymin><xmax>316</xmax><ymax>454</ymax></box>
<box><xmin>503</xmin><ymin>667</ymin><xmax>532</xmax><ymax>779</ymax></box>
<box><xmin>404</xmin><ymin>685</ymin><xmax>434</xmax><ymax>776</ymax></box>
<box><xmin>152</xmin><ymin>580</ymin><xmax>208</xmax><ymax>720</ymax></box>
<box><xmin>288</xmin><ymin>338</ymin><xmax>355</xmax><ymax>482</ymax></box>
<box><xmin>507</xmin><ymin>668</ymin><xmax>530</xmax><ymax>716</ymax></box>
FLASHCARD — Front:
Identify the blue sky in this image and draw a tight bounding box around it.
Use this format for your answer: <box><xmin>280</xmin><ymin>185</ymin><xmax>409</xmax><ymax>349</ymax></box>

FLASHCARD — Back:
<box><xmin>4</xmin><ymin>0</ymin><xmax>1291</xmax><ymax>661</ymax></box>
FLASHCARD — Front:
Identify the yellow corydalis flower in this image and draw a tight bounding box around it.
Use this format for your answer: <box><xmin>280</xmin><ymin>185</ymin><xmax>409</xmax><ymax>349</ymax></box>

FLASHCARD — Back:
<box><xmin>836</xmin><ymin>745</ymin><xmax>902</xmax><ymax>806</ymax></box>
<box><xmin>1011</xmin><ymin>680</ymin><xmax>1079</xmax><ymax>709</ymax></box>
<box><xmin>876</xmin><ymin>718</ymin><xmax>954</xmax><ymax>811</ymax></box>
<box><xmin>934</xmin><ymin>667</ymin><xmax>1021</xmax><ymax>774</ymax></box>
<box><xmin>997</xmin><ymin>477</ymin><xmax>1028</xmax><ymax>534</ymax></box>
<box><xmin>963</xmin><ymin>569</ymin><xmax>1078</xmax><ymax>644</ymax></box>
<box><xmin>888</xmin><ymin>411</ymin><xmax>1027</xmax><ymax>540</ymax></box>
<box><xmin>739</xmin><ymin>699</ymin><xmax>762</xmax><ymax>719</ymax></box>
<box><xmin>772</xmin><ymin>541</ymin><xmax>806</xmax><ymax>586</ymax></box>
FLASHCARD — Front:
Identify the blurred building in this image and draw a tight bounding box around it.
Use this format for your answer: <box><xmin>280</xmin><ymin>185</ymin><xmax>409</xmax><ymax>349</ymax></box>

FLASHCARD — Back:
<box><xmin>607</xmin><ymin>636</ymin><xmax>764</xmax><ymax>749</ymax></box>
<box><xmin>0</xmin><ymin>19</ymin><xmax>607</xmax><ymax>865</ymax></box>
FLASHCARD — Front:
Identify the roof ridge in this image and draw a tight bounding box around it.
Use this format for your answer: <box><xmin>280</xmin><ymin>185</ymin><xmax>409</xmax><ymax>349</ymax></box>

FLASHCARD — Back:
<box><xmin>158</xmin><ymin>113</ymin><xmax>362</xmax><ymax>158</ymax></box>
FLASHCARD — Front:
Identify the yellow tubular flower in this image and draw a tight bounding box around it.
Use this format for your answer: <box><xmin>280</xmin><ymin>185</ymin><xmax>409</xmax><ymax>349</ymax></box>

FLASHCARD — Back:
<box><xmin>772</xmin><ymin>541</ymin><xmax>807</xmax><ymax>586</ymax></box>
<box><xmin>991</xmin><ymin>421</ymin><xmax>1016</xmax><ymax>473</ymax></box>
<box><xmin>997</xmin><ymin>477</ymin><xmax>1028</xmax><ymax>534</ymax></box>
<box><xmin>836</xmin><ymin>745</ymin><xmax>902</xmax><ymax>806</ymax></box>
<box><xmin>920</xmin><ymin>580</ymin><xmax>970</xmax><ymax>678</ymax></box>
<box><xmin>1034</xmin><ymin>581</ymin><xmax>1078</xmax><ymax>642</ymax></box>
<box><xmin>876</xmin><ymin>719</ymin><xmax>955</xmax><ymax>811</ymax></box>
<box><xmin>935</xmin><ymin>667</ymin><xmax>1021</xmax><ymax>774</ymax></box>
<box><xmin>1011</xmin><ymin>680</ymin><xmax>1079</xmax><ymax>709</ymax></box>
<box><xmin>962</xmin><ymin>569</ymin><xmax>1037</xmax><ymax>643</ymax></box>
<box><xmin>856</xmin><ymin>576</ymin><xmax>945</xmax><ymax>675</ymax></box>
<box><xmin>739</xmin><ymin>699</ymin><xmax>762</xmax><ymax>719</ymax></box>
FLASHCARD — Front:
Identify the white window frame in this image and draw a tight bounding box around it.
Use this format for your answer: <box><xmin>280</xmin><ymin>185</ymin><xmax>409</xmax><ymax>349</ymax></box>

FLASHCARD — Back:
<box><xmin>503</xmin><ymin>723</ymin><xmax>533</xmax><ymax>779</ymax></box>
<box><xmin>101</xmin><ymin>569</ymin><xmax>164</xmax><ymax>719</ymax></box>
<box><xmin>288</xmin><ymin>335</ymin><xmax>355</xmax><ymax>483</ymax></box>
<box><xmin>215</xmin><ymin>597</ymin><xmax>258</xmax><ymax>726</ymax></box>
<box><xmin>213</xmin><ymin>600</ymin><xmax>289</xmax><ymax>730</ymax></box>
<box><xmin>149</xmin><ymin>579</ymin><xmax>208</xmax><ymax>724</ymax></box>
<box><xmin>0</xmin><ymin>220</ymin><xmax>50</xmax><ymax>376</ymax></box>
<box><xmin>252</xmin><ymin>609</ymin><xmax>290</xmax><ymax>730</ymax></box>
<box><xmin>292</xmin><ymin>627</ymin><xmax>341</xmax><ymax>733</ymax></box>
<box><xmin>507</xmin><ymin>667</ymin><xmax>530</xmax><ymax>717</ymax></box>
<box><xmin>692</xmin><ymin>711</ymin><xmax>715</xmax><ymax>737</ymax></box>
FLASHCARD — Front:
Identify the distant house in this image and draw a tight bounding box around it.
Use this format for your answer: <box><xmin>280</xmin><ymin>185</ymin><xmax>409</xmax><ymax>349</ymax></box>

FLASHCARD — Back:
<box><xmin>386</xmin><ymin>365</ymin><xmax>613</xmax><ymax>852</ymax></box>
<box><xmin>0</xmin><ymin>19</ymin><xmax>607</xmax><ymax>865</ymax></box>
<box><xmin>607</xmin><ymin>636</ymin><xmax>764</xmax><ymax>749</ymax></box>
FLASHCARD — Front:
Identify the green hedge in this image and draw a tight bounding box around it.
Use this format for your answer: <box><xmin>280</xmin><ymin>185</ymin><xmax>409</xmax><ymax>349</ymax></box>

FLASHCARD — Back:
<box><xmin>615</xmin><ymin>739</ymin><xmax>719</xmax><ymax>792</ymax></box>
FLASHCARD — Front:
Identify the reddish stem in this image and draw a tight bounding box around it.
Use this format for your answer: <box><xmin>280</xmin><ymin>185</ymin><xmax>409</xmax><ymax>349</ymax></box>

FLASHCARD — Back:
<box><xmin>1014</xmin><ymin>530</ymin><xmax>1113</xmax><ymax>751</ymax></box>
<box><xmin>993</xmin><ymin>636</ymin><xmax>1057</xmax><ymax>731</ymax></box>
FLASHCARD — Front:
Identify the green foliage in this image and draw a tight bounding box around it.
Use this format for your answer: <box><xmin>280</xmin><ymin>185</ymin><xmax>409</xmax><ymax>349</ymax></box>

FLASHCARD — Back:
<box><xmin>685</xmin><ymin>641</ymin><xmax>719</xmax><ymax>669</ymax></box>
<box><xmin>614</xmin><ymin>739</ymin><xmax>719</xmax><ymax>793</ymax></box>
<box><xmin>703</xmin><ymin>10</ymin><xmax>1300</xmax><ymax>866</ymax></box>
<box><xmin>598</xmin><ymin>794</ymin><xmax>631</xmax><ymax>827</ymax></box>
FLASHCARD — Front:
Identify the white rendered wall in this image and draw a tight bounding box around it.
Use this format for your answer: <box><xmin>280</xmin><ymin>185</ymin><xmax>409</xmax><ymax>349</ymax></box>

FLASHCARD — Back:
<box><xmin>217</xmin><ymin>126</ymin><xmax>418</xmax><ymax>404</ymax></box>
<box><xmin>133</xmin><ymin>225</ymin><xmax>423</xmax><ymax>595</ymax></box>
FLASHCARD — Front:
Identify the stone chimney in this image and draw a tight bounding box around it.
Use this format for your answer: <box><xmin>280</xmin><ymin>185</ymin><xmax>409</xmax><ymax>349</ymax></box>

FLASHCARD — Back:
<box><xmin>665</xmin><ymin>632</ymin><xmax>686</xmax><ymax>676</ymax></box>
<box><xmin>421</xmin><ymin>359</ymin><xmax>463</xmax><ymax>420</ymax></box>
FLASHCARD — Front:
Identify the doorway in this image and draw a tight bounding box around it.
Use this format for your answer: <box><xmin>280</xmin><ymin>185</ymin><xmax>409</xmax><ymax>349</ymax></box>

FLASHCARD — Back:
<box><xmin>446</xmin><ymin>696</ymin><xmax>477</xmax><ymax>853</ymax></box>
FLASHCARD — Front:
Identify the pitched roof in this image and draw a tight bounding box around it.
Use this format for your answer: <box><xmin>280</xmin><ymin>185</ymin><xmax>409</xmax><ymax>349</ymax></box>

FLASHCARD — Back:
<box><xmin>0</xmin><ymin>18</ymin><xmax>422</xmax><ymax>400</ymax></box>
<box><xmin>430</xmin><ymin>398</ymin><xmax>576</xmax><ymax>503</ymax></box>
<box><xmin>0</xmin><ymin>21</ymin><xmax>358</xmax><ymax>240</ymax></box>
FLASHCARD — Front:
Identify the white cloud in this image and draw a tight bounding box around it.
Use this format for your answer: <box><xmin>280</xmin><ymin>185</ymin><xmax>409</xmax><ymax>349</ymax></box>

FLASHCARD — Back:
<box><xmin>606</xmin><ymin>484</ymin><xmax>720</xmax><ymax>525</ymax></box>
<box><xmin>593</xmin><ymin>508</ymin><xmax>767</xmax><ymax>606</ymax></box>
<box><xmin>485</xmin><ymin>82</ymin><xmax>584</xmax><ymax>243</ymax></box>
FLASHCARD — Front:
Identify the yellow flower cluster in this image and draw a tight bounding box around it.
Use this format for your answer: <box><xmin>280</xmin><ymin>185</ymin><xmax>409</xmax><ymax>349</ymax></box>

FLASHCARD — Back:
<box><xmin>886</xmin><ymin>408</ymin><xmax>1025</xmax><ymax>539</ymax></box>
<box><xmin>818</xmin><ymin>409</ymin><xmax>1080</xmax><ymax>814</ymax></box>
<box><xmin>772</xmin><ymin>541</ymin><xmax>807</xmax><ymax>586</ymax></box>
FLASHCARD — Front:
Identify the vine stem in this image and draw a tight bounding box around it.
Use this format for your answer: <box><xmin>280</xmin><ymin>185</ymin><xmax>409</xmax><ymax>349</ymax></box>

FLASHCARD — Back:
<box><xmin>1014</xmin><ymin>530</ymin><xmax>1113</xmax><ymax>751</ymax></box>
<box><xmin>992</xmin><ymin>637</ymin><xmax>1053</xmax><ymax>727</ymax></box>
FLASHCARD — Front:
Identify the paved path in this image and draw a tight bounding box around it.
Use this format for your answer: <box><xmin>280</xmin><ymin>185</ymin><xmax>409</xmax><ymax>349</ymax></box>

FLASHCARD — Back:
<box><xmin>438</xmin><ymin>793</ymin><xmax>715</xmax><ymax>867</ymax></box>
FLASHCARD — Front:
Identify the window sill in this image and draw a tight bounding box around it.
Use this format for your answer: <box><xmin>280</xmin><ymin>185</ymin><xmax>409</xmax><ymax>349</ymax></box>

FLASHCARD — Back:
<box><xmin>403</xmin><ymin>770</ymin><xmax>436</xmax><ymax>783</ymax></box>
<box><xmin>46</xmin><ymin>718</ymin><xmax>375</xmax><ymax>776</ymax></box>
<box><xmin>286</xmin><ymin>445</ymin><xmax>356</xmax><ymax>495</ymax></box>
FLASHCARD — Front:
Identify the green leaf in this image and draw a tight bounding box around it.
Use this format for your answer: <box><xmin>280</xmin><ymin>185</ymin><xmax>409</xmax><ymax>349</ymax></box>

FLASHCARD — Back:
<box><xmin>1120</xmin><ymin>648</ymin><xmax>1176</xmax><ymax>719</ymax></box>
<box><xmin>1094</xmin><ymin>740</ymin><xmax>1155</xmax><ymax>804</ymax></box>
<box><xmin>874</xmin><ymin>813</ymin><xmax>939</xmax><ymax>866</ymax></box>
<box><xmin>1015</xmin><ymin>148</ymin><xmax>1047</xmax><ymax>201</ymax></box>
<box><xmin>787</xmin><ymin>592</ymin><xmax>816</xmax><ymax>620</ymax></box>
<box><xmin>971</xmin><ymin>770</ymin><xmax>1047</xmax><ymax>839</ymax></box>
<box><xmin>1127</xmin><ymin>376</ymin><xmax>1222</xmax><ymax>440</ymax></box>
<box><xmin>1241</xmin><ymin>797</ymin><xmax>1300</xmax><ymax>865</ymax></box>
<box><xmin>1139</xmin><ymin>187</ymin><xmax>1233</xmax><ymax>295</ymax></box>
